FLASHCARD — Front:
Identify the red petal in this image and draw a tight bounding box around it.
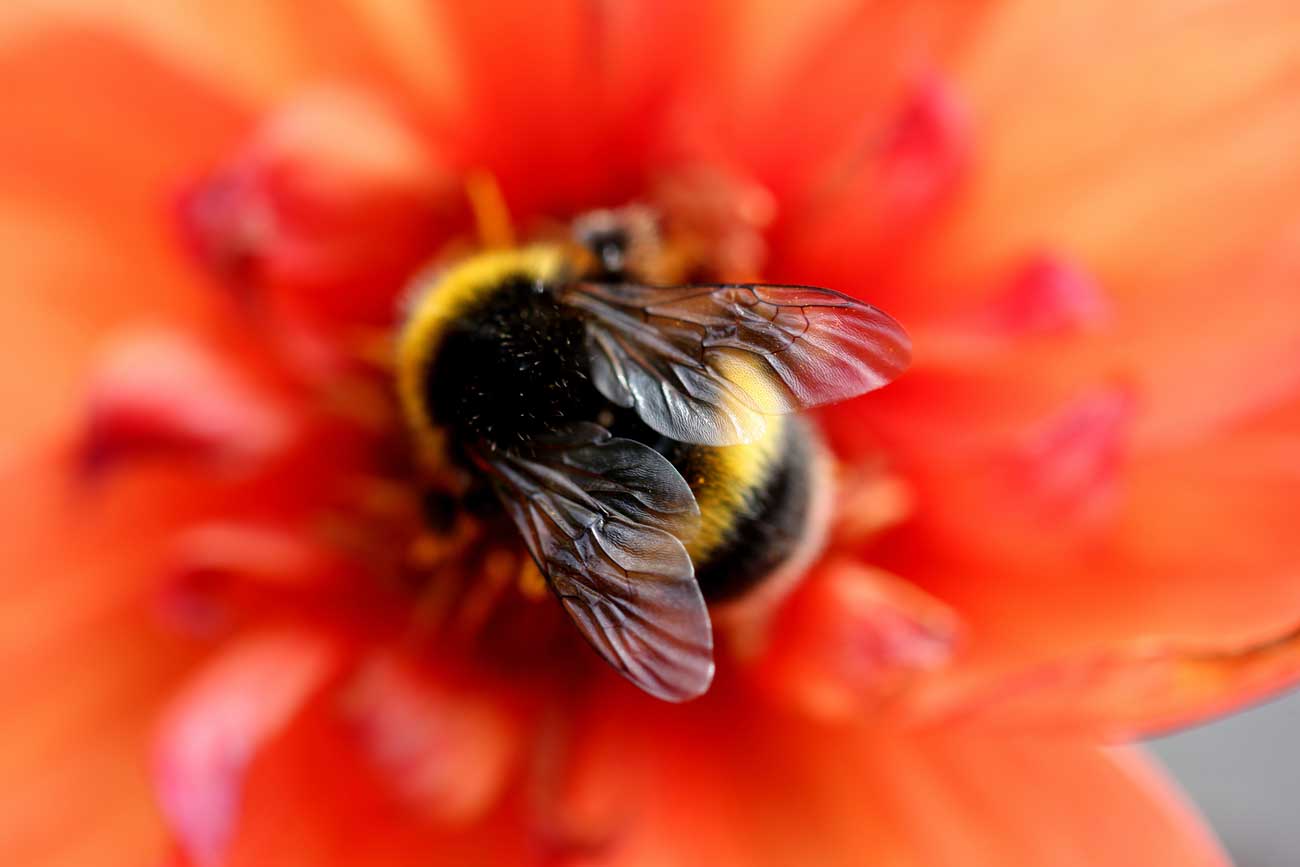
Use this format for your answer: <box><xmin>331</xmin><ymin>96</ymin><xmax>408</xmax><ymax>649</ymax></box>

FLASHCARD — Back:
<box><xmin>158</xmin><ymin>522</ymin><xmax>344</xmax><ymax>636</ymax></box>
<box><xmin>79</xmin><ymin>331</ymin><xmax>293</xmax><ymax>477</ymax></box>
<box><xmin>432</xmin><ymin>0</ymin><xmax>673</xmax><ymax>217</ymax></box>
<box><xmin>876</xmin><ymin>73</ymin><xmax>972</xmax><ymax>222</ymax></box>
<box><xmin>561</xmin><ymin>695</ymin><xmax>1226</xmax><ymax>867</ymax></box>
<box><xmin>753</xmin><ymin>559</ymin><xmax>959</xmax><ymax>720</ymax></box>
<box><xmin>341</xmin><ymin>653</ymin><xmax>521</xmax><ymax>823</ymax></box>
<box><xmin>926</xmin><ymin>622</ymin><xmax>1300</xmax><ymax>736</ymax></box>
<box><xmin>1005</xmin><ymin>386</ymin><xmax>1137</xmax><ymax>527</ymax></box>
<box><xmin>767</xmin><ymin>72</ymin><xmax>972</xmax><ymax>296</ymax></box>
<box><xmin>978</xmin><ymin>253</ymin><xmax>1112</xmax><ymax>336</ymax></box>
<box><xmin>152</xmin><ymin>630</ymin><xmax>340</xmax><ymax>867</ymax></box>
<box><xmin>885</xmin><ymin>384</ymin><xmax>1300</xmax><ymax>732</ymax></box>
<box><xmin>143</xmin><ymin>689</ymin><xmax>1235</xmax><ymax>867</ymax></box>
<box><xmin>719</xmin><ymin>4</ymin><xmax>982</xmax><ymax>203</ymax></box>
<box><xmin>218</xmin><ymin>684</ymin><xmax>536</xmax><ymax>867</ymax></box>
<box><xmin>179</xmin><ymin>87</ymin><xmax>460</xmax><ymax>327</ymax></box>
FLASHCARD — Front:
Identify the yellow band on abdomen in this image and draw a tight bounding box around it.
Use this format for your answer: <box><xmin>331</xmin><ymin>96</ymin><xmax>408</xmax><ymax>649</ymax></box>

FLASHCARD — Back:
<box><xmin>680</xmin><ymin>415</ymin><xmax>786</xmax><ymax>562</ymax></box>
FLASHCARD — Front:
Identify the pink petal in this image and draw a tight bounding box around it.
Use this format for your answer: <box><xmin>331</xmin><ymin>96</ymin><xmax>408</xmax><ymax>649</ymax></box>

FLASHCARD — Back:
<box><xmin>341</xmin><ymin>653</ymin><xmax>520</xmax><ymax>823</ymax></box>
<box><xmin>157</xmin><ymin>522</ymin><xmax>342</xmax><ymax>636</ymax></box>
<box><xmin>79</xmin><ymin>330</ymin><xmax>293</xmax><ymax>478</ymax></box>
<box><xmin>152</xmin><ymin>630</ymin><xmax>340</xmax><ymax>867</ymax></box>
<box><xmin>177</xmin><ymin>87</ymin><xmax>458</xmax><ymax>327</ymax></box>
<box><xmin>1007</xmin><ymin>386</ymin><xmax>1138</xmax><ymax>527</ymax></box>
<box><xmin>753</xmin><ymin>559</ymin><xmax>960</xmax><ymax>720</ymax></box>
<box><xmin>877</xmin><ymin>73</ymin><xmax>972</xmax><ymax>224</ymax></box>
<box><xmin>980</xmin><ymin>253</ymin><xmax>1112</xmax><ymax>336</ymax></box>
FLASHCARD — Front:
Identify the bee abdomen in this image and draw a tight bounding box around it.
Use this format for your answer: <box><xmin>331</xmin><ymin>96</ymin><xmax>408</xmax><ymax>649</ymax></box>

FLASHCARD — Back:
<box><xmin>677</xmin><ymin>418</ymin><xmax>818</xmax><ymax>603</ymax></box>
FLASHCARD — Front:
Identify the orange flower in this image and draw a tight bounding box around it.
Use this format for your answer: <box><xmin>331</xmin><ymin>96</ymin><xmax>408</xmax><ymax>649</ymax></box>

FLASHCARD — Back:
<box><xmin>5</xmin><ymin>2</ymin><xmax>1300</xmax><ymax>865</ymax></box>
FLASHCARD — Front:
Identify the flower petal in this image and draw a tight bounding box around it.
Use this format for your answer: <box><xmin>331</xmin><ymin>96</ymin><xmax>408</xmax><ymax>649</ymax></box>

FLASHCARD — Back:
<box><xmin>885</xmin><ymin>384</ymin><xmax>1300</xmax><ymax>733</ymax></box>
<box><xmin>215</xmin><ymin>681</ymin><xmax>535</xmax><ymax>867</ymax></box>
<box><xmin>910</xmin><ymin>1</ymin><xmax>1300</xmax><ymax>301</ymax></box>
<box><xmin>718</xmin><ymin>3</ymin><xmax>982</xmax><ymax>202</ymax></box>
<box><xmin>751</xmin><ymin>559</ymin><xmax>959</xmax><ymax>720</ymax></box>
<box><xmin>152</xmin><ymin>630</ymin><xmax>341</xmax><ymax>867</ymax></box>
<box><xmin>179</xmin><ymin>87</ymin><xmax>460</xmax><ymax>330</ymax></box>
<box><xmin>927</xmin><ymin>622</ymin><xmax>1300</xmax><ymax>737</ymax></box>
<box><xmin>768</xmin><ymin>71</ymin><xmax>972</xmax><ymax>287</ymax></box>
<box><xmin>79</xmin><ymin>331</ymin><xmax>294</xmax><ymax>478</ymax></box>
<box><xmin>973</xmin><ymin>253</ymin><xmax>1113</xmax><ymax>337</ymax></box>
<box><xmin>0</xmin><ymin>450</ymin><xmax>204</xmax><ymax>865</ymax></box>
<box><xmin>561</xmin><ymin>697</ymin><xmax>1226</xmax><ymax>867</ymax></box>
<box><xmin>341</xmin><ymin>653</ymin><xmax>521</xmax><ymax>823</ymax></box>
<box><xmin>0</xmin><ymin>28</ymin><xmax>247</xmax><ymax>446</ymax></box>
<box><xmin>157</xmin><ymin>521</ymin><xmax>347</xmax><ymax>636</ymax></box>
<box><xmin>1</xmin><ymin>0</ymin><xmax>415</xmax><ymax>105</ymax></box>
<box><xmin>431</xmin><ymin>0</ymin><xmax>664</xmax><ymax>217</ymax></box>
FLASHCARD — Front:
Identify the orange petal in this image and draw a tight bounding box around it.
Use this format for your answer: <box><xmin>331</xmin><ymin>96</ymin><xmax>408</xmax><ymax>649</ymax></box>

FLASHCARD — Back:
<box><xmin>0</xmin><ymin>28</ymin><xmax>246</xmax><ymax>446</ymax></box>
<box><xmin>79</xmin><ymin>330</ymin><xmax>295</xmax><ymax>478</ymax></box>
<box><xmin>0</xmin><ymin>450</ymin><xmax>208</xmax><ymax>865</ymax></box>
<box><xmin>909</xmin><ymin>2</ymin><xmax>1300</xmax><ymax>301</ymax></box>
<box><xmin>340</xmin><ymin>652</ymin><xmax>521</xmax><ymax>823</ymax></box>
<box><xmin>562</xmin><ymin>696</ymin><xmax>1226</xmax><ymax>867</ymax></box>
<box><xmin>717</xmin><ymin>3</ymin><xmax>983</xmax><ymax>202</ymax></box>
<box><xmin>916</xmin><ymin>223</ymin><xmax>1300</xmax><ymax>450</ymax></box>
<box><xmin>751</xmin><ymin>558</ymin><xmax>959</xmax><ymax>720</ymax></box>
<box><xmin>768</xmin><ymin>71</ymin><xmax>972</xmax><ymax>289</ymax></box>
<box><xmin>221</xmin><ymin>709</ymin><xmax>1228</xmax><ymax>867</ymax></box>
<box><xmin>219</xmin><ymin>682</ymin><xmax>535</xmax><ymax>867</ymax></box>
<box><xmin>153</xmin><ymin>629</ymin><xmax>341</xmax><ymax>867</ymax></box>
<box><xmin>178</xmin><ymin>87</ymin><xmax>460</xmax><ymax>328</ymax></box>
<box><xmin>885</xmin><ymin>385</ymin><xmax>1300</xmax><ymax>732</ymax></box>
<box><xmin>924</xmin><ymin>622</ymin><xmax>1300</xmax><ymax>737</ymax></box>
<box><xmin>432</xmin><ymin>0</ymin><xmax>620</xmax><ymax>215</ymax></box>
<box><xmin>1</xmin><ymin>1</ymin><xmax>416</xmax><ymax>106</ymax></box>
<box><xmin>786</xmin><ymin>0</ymin><xmax>1300</xmax><ymax>411</ymax></box>
<box><xmin>158</xmin><ymin>521</ymin><xmax>348</xmax><ymax>636</ymax></box>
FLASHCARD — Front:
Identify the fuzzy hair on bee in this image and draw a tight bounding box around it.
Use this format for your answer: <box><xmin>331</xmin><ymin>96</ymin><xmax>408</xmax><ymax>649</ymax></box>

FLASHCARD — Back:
<box><xmin>396</xmin><ymin>209</ymin><xmax>911</xmax><ymax>702</ymax></box>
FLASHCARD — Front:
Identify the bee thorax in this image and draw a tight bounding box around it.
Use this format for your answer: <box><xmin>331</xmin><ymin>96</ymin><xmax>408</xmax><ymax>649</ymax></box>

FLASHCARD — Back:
<box><xmin>423</xmin><ymin>276</ymin><xmax>605</xmax><ymax>448</ymax></box>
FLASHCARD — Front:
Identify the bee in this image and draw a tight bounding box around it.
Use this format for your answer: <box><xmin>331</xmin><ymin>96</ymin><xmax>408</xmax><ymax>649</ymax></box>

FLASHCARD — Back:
<box><xmin>397</xmin><ymin>207</ymin><xmax>910</xmax><ymax>701</ymax></box>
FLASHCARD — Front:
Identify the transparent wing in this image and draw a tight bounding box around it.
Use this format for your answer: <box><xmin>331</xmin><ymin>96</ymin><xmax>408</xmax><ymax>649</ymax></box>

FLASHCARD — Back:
<box><xmin>560</xmin><ymin>282</ymin><xmax>911</xmax><ymax>446</ymax></box>
<box><xmin>473</xmin><ymin>424</ymin><xmax>714</xmax><ymax>702</ymax></box>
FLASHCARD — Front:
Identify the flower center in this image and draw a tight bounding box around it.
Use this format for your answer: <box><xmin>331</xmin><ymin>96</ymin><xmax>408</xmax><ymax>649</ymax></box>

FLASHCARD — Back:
<box><xmin>101</xmin><ymin>154</ymin><xmax>922</xmax><ymax>703</ymax></box>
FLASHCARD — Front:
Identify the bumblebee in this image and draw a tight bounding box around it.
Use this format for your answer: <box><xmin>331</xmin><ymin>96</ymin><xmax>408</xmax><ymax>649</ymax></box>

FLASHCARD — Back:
<box><xmin>396</xmin><ymin>208</ymin><xmax>910</xmax><ymax>701</ymax></box>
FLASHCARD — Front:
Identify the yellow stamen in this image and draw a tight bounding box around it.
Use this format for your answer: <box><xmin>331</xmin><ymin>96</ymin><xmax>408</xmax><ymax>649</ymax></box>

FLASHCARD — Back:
<box><xmin>518</xmin><ymin>559</ymin><xmax>548</xmax><ymax>600</ymax></box>
<box><xmin>465</xmin><ymin>170</ymin><xmax>515</xmax><ymax>250</ymax></box>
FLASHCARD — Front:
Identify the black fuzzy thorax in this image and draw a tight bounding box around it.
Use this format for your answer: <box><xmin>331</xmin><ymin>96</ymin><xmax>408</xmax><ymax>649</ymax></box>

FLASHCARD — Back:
<box><xmin>424</xmin><ymin>275</ymin><xmax>606</xmax><ymax>449</ymax></box>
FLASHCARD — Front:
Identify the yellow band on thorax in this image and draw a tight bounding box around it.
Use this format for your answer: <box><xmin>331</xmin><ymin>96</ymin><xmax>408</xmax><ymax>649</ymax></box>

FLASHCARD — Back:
<box><xmin>396</xmin><ymin>245</ymin><xmax>570</xmax><ymax>452</ymax></box>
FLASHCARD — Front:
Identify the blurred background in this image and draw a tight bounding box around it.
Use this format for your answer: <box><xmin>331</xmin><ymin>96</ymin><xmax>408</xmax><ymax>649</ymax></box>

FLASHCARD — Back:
<box><xmin>1153</xmin><ymin>692</ymin><xmax>1300</xmax><ymax>867</ymax></box>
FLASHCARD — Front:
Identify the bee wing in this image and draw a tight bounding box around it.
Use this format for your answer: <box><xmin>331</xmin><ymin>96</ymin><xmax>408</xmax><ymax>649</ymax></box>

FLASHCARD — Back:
<box><xmin>559</xmin><ymin>282</ymin><xmax>911</xmax><ymax>446</ymax></box>
<box><xmin>473</xmin><ymin>423</ymin><xmax>714</xmax><ymax>702</ymax></box>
